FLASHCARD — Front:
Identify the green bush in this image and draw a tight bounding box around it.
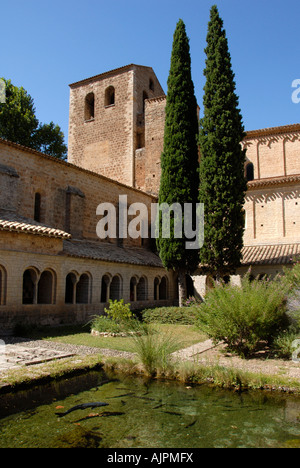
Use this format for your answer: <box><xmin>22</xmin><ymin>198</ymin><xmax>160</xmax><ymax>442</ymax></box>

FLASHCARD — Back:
<box><xmin>90</xmin><ymin>300</ymin><xmax>137</xmax><ymax>335</ymax></box>
<box><xmin>141</xmin><ymin>306</ymin><xmax>197</xmax><ymax>325</ymax></box>
<box><xmin>271</xmin><ymin>329</ymin><xmax>300</xmax><ymax>359</ymax></box>
<box><xmin>90</xmin><ymin>315</ymin><xmax>124</xmax><ymax>334</ymax></box>
<box><xmin>104</xmin><ymin>299</ymin><xmax>133</xmax><ymax>323</ymax></box>
<box><xmin>197</xmin><ymin>275</ymin><xmax>290</xmax><ymax>357</ymax></box>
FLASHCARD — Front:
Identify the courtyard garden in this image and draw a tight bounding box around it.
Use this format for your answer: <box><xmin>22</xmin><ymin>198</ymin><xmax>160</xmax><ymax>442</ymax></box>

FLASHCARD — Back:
<box><xmin>3</xmin><ymin>261</ymin><xmax>299</xmax><ymax>394</ymax></box>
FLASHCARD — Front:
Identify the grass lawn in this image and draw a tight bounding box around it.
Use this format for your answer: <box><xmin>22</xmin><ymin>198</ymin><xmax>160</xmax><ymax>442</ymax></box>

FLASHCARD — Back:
<box><xmin>24</xmin><ymin>323</ymin><xmax>207</xmax><ymax>354</ymax></box>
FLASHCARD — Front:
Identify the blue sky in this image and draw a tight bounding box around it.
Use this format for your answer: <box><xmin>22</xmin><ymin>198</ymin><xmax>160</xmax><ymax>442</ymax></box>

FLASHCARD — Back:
<box><xmin>1</xmin><ymin>0</ymin><xmax>300</xmax><ymax>145</ymax></box>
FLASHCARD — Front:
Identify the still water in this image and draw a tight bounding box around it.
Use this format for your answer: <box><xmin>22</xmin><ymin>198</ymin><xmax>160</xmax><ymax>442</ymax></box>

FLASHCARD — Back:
<box><xmin>0</xmin><ymin>371</ymin><xmax>299</xmax><ymax>448</ymax></box>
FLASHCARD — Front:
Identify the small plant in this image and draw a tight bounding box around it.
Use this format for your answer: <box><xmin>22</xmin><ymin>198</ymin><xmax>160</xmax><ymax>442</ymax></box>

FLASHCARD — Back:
<box><xmin>104</xmin><ymin>299</ymin><xmax>133</xmax><ymax>323</ymax></box>
<box><xmin>90</xmin><ymin>315</ymin><xmax>124</xmax><ymax>334</ymax></box>
<box><xmin>90</xmin><ymin>300</ymin><xmax>137</xmax><ymax>335</ymax></box>
<box><xmin>271</xmin><ymin>330</ymin><xmax>300</xmax><ymax>360</ymax></box>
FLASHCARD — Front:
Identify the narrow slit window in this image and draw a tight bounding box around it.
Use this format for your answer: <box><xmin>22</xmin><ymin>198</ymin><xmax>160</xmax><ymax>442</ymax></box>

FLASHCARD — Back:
<box><xmin>246</xmin><ymin>162</ymin><xmax>254</xmax><ymax>182</ymax></box>
<box><xmin>34</xmin><ymin>193</ymin><xmax>41</xmax><ymax>222</ymax></box>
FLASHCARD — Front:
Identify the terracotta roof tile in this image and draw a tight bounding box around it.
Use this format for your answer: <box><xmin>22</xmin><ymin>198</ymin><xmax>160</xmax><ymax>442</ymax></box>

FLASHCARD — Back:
<box><xmin>242</xmin><ymin>244</ymin><xmax>300</xmax><ymax>266</ymax></box>
<box><xmin>247</xmin><ymin>174</ymin><xmax>300</xmax><ymax>188</ymax></box>
<box><xmin>63</xmin><ymin>239</ymin><xmax>163</xmax><ymax>268</ymax></box>
<box><xmin>0</xmin><ymin>211</ymin><xmax>71</xmax><ymax>239</ymax></box>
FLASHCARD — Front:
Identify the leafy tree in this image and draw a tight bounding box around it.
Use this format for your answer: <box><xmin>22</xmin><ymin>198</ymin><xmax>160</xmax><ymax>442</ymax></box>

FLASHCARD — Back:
<box><xmin>198</xmin><ymin>5</ymin><xmax>247</xmax><ymax>281</ymax></box>
<box><xmin>33</xmin><ymin>121</ymin><xmax>67</xmax><ymax>159</ymax></box>
<box><xmin>0</xmin><ymin>78</ymin><xmax>67</xmax><ymax>159</ymax></box>
<box><xmin>157</xmin><ymin>19</ymin><xmax>200</xmax><ymax>306</ymax></box>
<box><xmin>0</xmin><ymin>79</ymin><xmax>38</xmax><ymax>148</ymax></box>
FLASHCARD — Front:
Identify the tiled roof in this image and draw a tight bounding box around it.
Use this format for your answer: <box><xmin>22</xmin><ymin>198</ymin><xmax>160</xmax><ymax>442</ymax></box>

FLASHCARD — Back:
<box><xmin>0</xmin><ymin>211</ymin><xmax>71</xmax><ymax>239</ymax></box>
<box><xmin>245</xmin><ymin>123</ymin><xmax>300</xmax><ymax>139</ymax></box>
<box><xmin>242</xmin><ymin>244</ymin><xmax>300</xmax><ymax>266</ymax></box>
<box><xmin>63</xmin><ymin>239</ymin><xmax>163</xmax><ymax>268</ymax></box>
<box><xmin>247</xmin><ymin>174</ymin><xmax>300</xmax><ymax>189</ymax></box>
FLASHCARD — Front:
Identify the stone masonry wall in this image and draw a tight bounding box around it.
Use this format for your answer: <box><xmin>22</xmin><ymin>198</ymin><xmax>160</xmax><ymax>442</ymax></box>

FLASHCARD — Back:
<box><xmin>135</xmin><ymin>96</ymin><xmax>166</xmax><ymax>195</ymax></box>
<box><xmin>0</xmin><ymin>140</ymin><xmax>157</xmax><ymax>248</ymax></box>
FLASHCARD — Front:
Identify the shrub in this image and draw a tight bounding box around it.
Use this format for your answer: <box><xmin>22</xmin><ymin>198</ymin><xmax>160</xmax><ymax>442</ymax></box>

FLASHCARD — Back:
<box><xmin>141</xmin><ymin>306</ymin><xmax>197</xmax><ymax>325</ymax></box>
<box><xmin>197</xmin><ymin>275</ymin><xmax>290</xmax><ymax>357</ymax></box>
<box><xmin>271</xmin><ymin>329</ymin><xmax>300</xmax><ymax>359</ymax></box>
<box><xmin>90</xmin><ymin>315</ymin><xmax>124</xmax><ymax>334</ymax></box>
<box><xmin>90</xmin><ymin>300</ymin><xmax>138</xmax><ymax>335</ymax></box>
<box><xmin>104</xmin><ymin>299</ymin><xmax>133</xmax><ymax>323</ymax></box>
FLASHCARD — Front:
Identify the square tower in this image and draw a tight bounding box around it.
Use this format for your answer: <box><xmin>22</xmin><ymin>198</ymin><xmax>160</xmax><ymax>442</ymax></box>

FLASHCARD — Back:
<box><xmin>68</xmin><ymin>64</ymin><xmax>165</xmax><ymax>187</ymax></box>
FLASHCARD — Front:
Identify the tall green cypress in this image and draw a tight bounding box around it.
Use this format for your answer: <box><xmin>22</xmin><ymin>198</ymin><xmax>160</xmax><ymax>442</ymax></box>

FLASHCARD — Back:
<box><xmin>199</xmin><ymin>5</ymin><xmax>247</xmax><ymax>280</ymax></box>
<box><xmin>157</xmin><ymin>19</ymin><xmax>200</xmax><ymax>305</ymax></box>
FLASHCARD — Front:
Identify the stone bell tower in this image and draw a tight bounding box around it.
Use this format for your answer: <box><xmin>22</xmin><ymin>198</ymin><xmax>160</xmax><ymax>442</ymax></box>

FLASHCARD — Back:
<box><xmin>68</xmin><ymin>64</ymin><xmax>164</xmax><ymax>188</ymax></box>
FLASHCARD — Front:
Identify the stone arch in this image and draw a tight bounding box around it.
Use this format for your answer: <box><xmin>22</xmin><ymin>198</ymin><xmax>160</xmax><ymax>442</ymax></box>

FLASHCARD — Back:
<box><xmin>159</xmin><ymin>276</ymin><xmax>168</xmax><ymax>300</ymax></box>
<box><xmin>110</xmin><ymin>275</ymin><xmax>122</xmax><ymax>301</ymax></box>
<box><xmin>65</xmin><ymin>271</ymin><xmax>79</xmax><ymax>304</ymax></box>
<box><xmin>38</xmin><ymin>269</ymin><xmax>56</xmax><ymax>304</ymax></box>
<box><xmin>76</xmin><ymin>273</ymin><xmax>92</xmax><ymax>304</ymax></box>
<box><xmin>0</xmin><ymin>265</ymin><xmax>7</xmax><ymax>306</ymax></box>
<box><xmin>23</xmin><ymin>267</ymin><xmax>40</xmax><ymax>305</ymax></box>
<box><xmin>137</xmin><ymin>276</ymin><xmax>148</xmax><ymax>301</ymax></box>
<box><xmin>130</xmin><ymin>276</ymin><xmax>138</xmax><ymax>302</ymax></box>
<box><xmin>101</xmin><ymin>274</ymin><xmax>112</xmax><ymax>303</ymax></box>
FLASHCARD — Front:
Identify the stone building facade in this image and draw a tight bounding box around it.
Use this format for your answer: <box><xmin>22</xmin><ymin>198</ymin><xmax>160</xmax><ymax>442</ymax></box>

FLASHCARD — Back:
<box><xmin>0</xmin><ymin>64</ymin><xmax>299</xmax><ymax>332</ymax></box>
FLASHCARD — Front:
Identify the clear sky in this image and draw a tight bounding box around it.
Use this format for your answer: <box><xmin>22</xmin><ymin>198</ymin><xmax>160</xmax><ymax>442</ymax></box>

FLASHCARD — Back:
<box><xmin>1</xmin><ymin>0</ymin><xmax>300</xmax><ymax>145</ymax></box>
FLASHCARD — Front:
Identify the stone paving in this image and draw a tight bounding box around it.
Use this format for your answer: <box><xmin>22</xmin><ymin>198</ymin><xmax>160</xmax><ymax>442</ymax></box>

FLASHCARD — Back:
<box><xmin>0</xmin><ymin>340</ymin><xmax>76</xmax><ymax>372</ymax></box>
<box><xmin>171</xmin><ymin>339</ymin><xmax>217</xmax><ymax>360</ymax></box>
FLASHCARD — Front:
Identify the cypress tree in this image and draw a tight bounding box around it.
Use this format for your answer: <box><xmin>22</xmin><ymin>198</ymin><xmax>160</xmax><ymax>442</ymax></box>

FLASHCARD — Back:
<box><xmin>157</xmin><ymin>19</ymin><xmax>200</xmax><ymax>306</ymax></box>
<box><xmin>198</xmin><ymin>5</ymin><xmax>247</xmax><ymax>280</ymax></box>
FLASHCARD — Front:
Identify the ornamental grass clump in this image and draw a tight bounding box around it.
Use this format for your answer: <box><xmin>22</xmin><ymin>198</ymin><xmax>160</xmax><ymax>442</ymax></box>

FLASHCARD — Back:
<box><xmin>197</xmin><ymin>275</ymin><xmax>290</xmax><ymax>358</ymax></box>
<box><xmin>130</xmin><ymin>325</ymin><xmax>180</xmax><ymax>376</ymax></box>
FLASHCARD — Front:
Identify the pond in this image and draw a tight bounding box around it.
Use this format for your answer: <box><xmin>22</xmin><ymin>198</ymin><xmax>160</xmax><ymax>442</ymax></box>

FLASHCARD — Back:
<box><xmin>0</xmin><ymin>371</ymin><xmax>299</xmax><ymax>448</ymax></box>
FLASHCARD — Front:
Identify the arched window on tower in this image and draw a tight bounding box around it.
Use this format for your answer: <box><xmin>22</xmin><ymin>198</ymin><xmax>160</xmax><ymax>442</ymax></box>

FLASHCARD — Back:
<box><xmin>105</xmin><ymin>86</ymin><xmax>115</xmax><ymax>107</ymax></box>
<box><xmin>85</xmin><ymin>92</ymin><xmax>95</xmax><ymax>120</ymax></box>
<box><xmin>245</xmin><ymin>162</ymin><xmax>254</xmax><ymax>182</ymax></box>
